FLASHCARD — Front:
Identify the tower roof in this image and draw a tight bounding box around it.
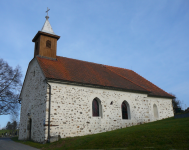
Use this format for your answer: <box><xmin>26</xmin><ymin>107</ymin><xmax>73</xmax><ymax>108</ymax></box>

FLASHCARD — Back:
<box><xmin>41</xmin><ymin>8</ymin><xmax>55</xmax><ymax>35</ymax></box>
<box><xmin>41</xmin><ymin>17</ymin><xmax>55</xmax><ymax>35</ymax></box>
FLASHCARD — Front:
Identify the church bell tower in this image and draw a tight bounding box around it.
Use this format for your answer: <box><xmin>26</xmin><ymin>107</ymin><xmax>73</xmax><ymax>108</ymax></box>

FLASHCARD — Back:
<box><xmin>32</xmin><ymin>8</ymin><xmax>60</xmax><ymax>59</ymax></box>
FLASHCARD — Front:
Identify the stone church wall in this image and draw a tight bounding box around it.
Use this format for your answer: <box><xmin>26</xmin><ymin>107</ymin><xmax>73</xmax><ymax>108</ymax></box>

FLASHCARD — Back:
<box><xmin>47</xmin><ymin>82</ymin><xmax>174</xmax><ymax>139</ymax></box>
<box><xmin>19</xmin><ymin>59</ymin><xmax>47</xmax><ymax>142</ymax></box>
<box><xmin>19</xmin><ymin>59</ymin><xmax>174</xmax><ymax>142</ymax></box>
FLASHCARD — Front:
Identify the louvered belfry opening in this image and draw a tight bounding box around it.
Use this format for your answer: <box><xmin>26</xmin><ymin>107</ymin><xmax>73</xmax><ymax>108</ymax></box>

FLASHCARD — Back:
<box><xmin>46</xmin><ymin>40</ymin><xmax>51</xmax><ymax>48</ymax></box>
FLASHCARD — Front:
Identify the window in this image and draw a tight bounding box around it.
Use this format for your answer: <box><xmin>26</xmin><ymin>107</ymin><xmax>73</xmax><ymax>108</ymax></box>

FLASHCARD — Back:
<box><xmin>121</xmin><ymin>101</ymin><xmax>130</xmax><ymax>119</ymax></box>
<box><xmin>92</xmin><ymin>97</ymin><xmax>102</xmax><ymax>117</ymax></box>
<box><xmin>153</xmin><ymin>104</ymin><xmax>158</xmax><ymax>119</ymax></box>
<box><xmin>27</xmin><ymin>118</ymin><xmax>32</xmax><ymax>140</ymax></box>
<box><xmin>92</xmin><ymin>98</ymin><xmax>99</xmax><ymax>116</ymax></box>
<box><xmin>46</xmin><ymin>40</ymin><xmax>51</xmax><ymax>48</ymax></box>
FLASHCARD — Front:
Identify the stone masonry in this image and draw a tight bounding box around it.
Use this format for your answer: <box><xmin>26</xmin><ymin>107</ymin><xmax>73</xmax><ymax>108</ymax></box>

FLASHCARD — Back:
<box><xmin>47</xmin><ymin>82</ymin><xmax>174</xmax><ymax>139</ymax></box>
<box><xmin>19</xmin><ymin>59</ymin><xmax>47</xmax><ymax>142</ymax></box>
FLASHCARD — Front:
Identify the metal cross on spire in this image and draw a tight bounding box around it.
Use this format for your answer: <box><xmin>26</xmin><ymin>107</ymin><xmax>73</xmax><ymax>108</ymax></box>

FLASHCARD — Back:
<box><xmin>45</xmin><ymin>7</ymin><xmax>50</xmax><ymax>20</ymax></box>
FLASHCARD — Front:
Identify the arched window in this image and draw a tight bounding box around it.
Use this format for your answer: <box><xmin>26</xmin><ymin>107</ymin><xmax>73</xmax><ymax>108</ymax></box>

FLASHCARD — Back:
<box><xmin>153</xmin><ymin>104</ymin><xmax>158</xmax><ymax>119</ymax></box>
<box><xmin>121</xmin><ymin>101</ymin><xmax>130</xmax><ymax>119</ymax></box>
<box><xmin>46</xmin><ymin>40</ymin><xmax>51</xmax><ymax>48</ymax></box>
<box><xmin>92</xmin><ymin>98</ymin><xmax>99</xmax><ymax>116</ymax></box>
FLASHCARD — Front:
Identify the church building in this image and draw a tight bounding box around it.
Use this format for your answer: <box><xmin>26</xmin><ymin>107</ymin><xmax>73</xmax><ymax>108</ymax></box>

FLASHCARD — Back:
<box><xmin>19</xmin><ymin>12</ymin><xmax>174</xmax><ymax>143</ymax></box>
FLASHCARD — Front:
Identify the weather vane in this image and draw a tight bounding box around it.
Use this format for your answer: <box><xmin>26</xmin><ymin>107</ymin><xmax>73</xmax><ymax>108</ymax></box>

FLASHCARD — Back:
<box><xmin>45</xmin><ymin>7</ymin><xmax>50</xmax><ymax>19</ymax></box>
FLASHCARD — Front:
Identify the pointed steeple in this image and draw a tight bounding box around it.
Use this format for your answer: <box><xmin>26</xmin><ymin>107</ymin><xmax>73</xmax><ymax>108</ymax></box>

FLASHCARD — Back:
<box><xmin>32</xmin><ymin>7</ymin><xmax>60</xmax><ymax>59</ymax></box>
<box><xmin>41</xmin><ymin>7</ymin><xmax>55</xmax><ymax>35</ymax></box>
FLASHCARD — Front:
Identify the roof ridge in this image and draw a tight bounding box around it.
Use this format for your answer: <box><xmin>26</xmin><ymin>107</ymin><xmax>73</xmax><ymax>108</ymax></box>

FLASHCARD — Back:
<box><xmin>57</xmin><ymin>56</ymin><xmax>133</xmax><ymax>70</ymax></box>
<box><xmin>105</xmin><ymin>65</ymin><xmax>151</xmax><ymax>92</ymax></box>
<box><xmin>129</xmin><ymin>70</ymin><xmax>173</xmax><ymax>97</ymax></box>
<box><xmin>105</xmin><ymin>64</ymin><xmax>132</xmax><ymax>71</ymax></box>
<box><xmin>57</xmin><ymin>56</ymin><xmax>106</xmax><ymax>66</ymax></box>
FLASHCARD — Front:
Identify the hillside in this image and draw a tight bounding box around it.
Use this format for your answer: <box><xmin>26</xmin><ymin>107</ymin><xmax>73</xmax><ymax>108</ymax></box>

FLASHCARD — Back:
<box><xmin>12</xmin><ymin>117</ymin><xmax>189</xmax><ymax>150</ymax></box>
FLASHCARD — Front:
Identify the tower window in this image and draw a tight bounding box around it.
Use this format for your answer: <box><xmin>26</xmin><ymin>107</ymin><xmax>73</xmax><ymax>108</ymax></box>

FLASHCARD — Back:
<box><xmin>46</xmin><ymin>40</ymin><xmax>51</xmax><ymax>48</ymax></box>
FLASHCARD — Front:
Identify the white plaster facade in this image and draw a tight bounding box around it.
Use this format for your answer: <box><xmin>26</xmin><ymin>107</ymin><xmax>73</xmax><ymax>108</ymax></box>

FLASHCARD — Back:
<box><xmin>19</xmin><ymin>58</ymin><xmax>174</xmax><ymax>143</ymax></box>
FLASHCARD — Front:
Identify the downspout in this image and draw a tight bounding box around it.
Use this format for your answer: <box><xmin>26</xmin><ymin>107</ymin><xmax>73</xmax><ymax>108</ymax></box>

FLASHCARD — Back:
<box><xmin>45</xmin><ymin>79</ymin><xmax>51</xmax><ymax>143</ymax></box>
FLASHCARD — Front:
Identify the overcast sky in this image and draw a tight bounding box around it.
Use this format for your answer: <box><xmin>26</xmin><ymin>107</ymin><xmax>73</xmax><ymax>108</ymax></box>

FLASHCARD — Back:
<box><xmin>0</xmin><ymin>0</ymin><xmax>189</xmax><ymax>128</ymax></box>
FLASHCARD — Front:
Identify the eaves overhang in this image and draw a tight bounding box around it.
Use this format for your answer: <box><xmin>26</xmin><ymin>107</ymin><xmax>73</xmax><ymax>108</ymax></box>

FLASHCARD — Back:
<box><xmin>148</xmin><ymin>94</ymin><xmax>175</xmax><ymax>99</ymax></box>
<box><xmin>32</xmin><ymin>31</ymin><xmax>60</xmax><ymax>42</ymax></box>
<box><xmin>45</xmin><ymin>78</ymin><xmax>151</xmax><ymax>95</ymax></box>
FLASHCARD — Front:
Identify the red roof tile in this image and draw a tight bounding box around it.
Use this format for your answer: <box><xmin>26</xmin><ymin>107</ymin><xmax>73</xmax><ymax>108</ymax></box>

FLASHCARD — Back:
<box><xmin>105</xmin><ymin>65</ymin><xmax>173</xmax><ymax>98</ymax></box>
<box><xmin>37</xmin><ymin>56</ymin><xmax>174</xmax><ymax>98</ymax></box>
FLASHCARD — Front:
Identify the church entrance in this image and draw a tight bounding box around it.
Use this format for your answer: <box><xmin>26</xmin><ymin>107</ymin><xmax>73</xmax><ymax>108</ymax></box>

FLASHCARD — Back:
<box><xmin>27</xmin><ymin>118</ymin><xmax>32</xmax><ymax>140</ymax></box>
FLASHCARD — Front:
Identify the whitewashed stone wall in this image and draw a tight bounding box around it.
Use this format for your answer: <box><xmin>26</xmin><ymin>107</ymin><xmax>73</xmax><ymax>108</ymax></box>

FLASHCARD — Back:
<box><xmin>47</xmin><ymin>82</ymin><xmax>174</xmax><ymax>139</ymax></box>
<box><xmin>19</xmin><ymin>59</ymin><xmax>47</xmax><ymax>142</ymax></box>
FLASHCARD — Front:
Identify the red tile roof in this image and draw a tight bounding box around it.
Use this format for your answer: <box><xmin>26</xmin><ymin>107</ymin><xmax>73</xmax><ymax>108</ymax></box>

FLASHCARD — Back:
<box><xmin>37</xmin><ymin>56</ymin><xmax>174</xmax><ymax>98</ymax></box>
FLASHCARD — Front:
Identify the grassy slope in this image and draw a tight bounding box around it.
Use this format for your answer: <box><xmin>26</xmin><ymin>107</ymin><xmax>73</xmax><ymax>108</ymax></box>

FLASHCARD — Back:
<box><xmin>0</xmin><ymin>130</ymin><xmax>12</xmax><ymax>135</ymax></box>
<box><xmin>0</xmin><ymin>130</ymin><xmax>18</xmax><ymax>137</ymax></box>
<box><xmin>12</xmin><ymin>117</ymin><xmax>189</xmax><ymax>150</ymax></box>
<box><xmin>0</xmin><ymin>130</ymin><xmax>8</xmax><ymax>134</ymax></box>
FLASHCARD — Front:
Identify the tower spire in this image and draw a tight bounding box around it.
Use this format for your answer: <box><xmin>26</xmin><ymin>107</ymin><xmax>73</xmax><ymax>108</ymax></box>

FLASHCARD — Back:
<box><xmin>45</xmin><ymin>7</ymin><xmax>50</xmax><ymax>20</ymax></box>
<box><xmin>41</xmin><ymin>7</ymin><xmax>55</xmax><ymax>35</ymax></box>
<box><xmin>32</xmin><ymin>8</ymin><xmax>60</xmax><ymax>59</ymax></box>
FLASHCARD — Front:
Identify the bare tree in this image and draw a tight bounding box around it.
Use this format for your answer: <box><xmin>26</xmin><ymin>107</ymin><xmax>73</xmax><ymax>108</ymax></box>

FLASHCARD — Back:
<box><xmin>0</xmin><ymin>58</ymin><xmax>22</xmax><ymax>115</ymax></box>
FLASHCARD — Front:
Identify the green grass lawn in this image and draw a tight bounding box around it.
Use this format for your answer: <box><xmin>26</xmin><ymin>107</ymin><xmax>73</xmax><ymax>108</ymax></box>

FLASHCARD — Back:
<box><xmin>0</xmin><ymin>129</ymin><xmax>8</xmax><ymax>134</ymax></box>
<box><xmin>11</xmin><ymin>117</ymin><xmax>189</xmax><ymax>150</ymax></box>
<box><xmin>0</xmin><ymin>129</ymin><xmax>12</xmax><ymax>136</ymax></box>
<box><xmin>0</xmin><ymin>129</ymin><xmax>18</xmax><ymax>137</ymax></box>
